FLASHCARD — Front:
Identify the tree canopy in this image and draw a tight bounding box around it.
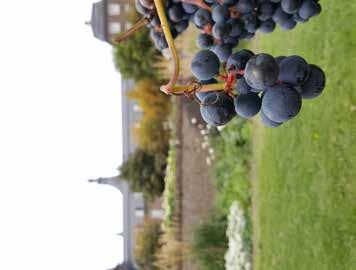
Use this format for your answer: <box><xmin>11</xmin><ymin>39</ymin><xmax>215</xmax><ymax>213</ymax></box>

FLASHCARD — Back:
<box><xmin>119</xmin><ymin>148</ymin><xmax>166</xmax><ymax>199</ymax></box>
<box><xmin>112</xmin><ymin>27</ymin><xmax>161</xmax><ymax>81</ymax></box>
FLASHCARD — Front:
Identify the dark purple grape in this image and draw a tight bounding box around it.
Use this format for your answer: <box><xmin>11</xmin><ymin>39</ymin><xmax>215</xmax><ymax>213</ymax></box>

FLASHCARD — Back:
<box><xmin>281</xmin><ymin>0</ymin><xmax>302</xmax><ymax>14</ymax></box>
<box><xmin>262</xmin><ymin>85</ymin><xmax>302</xmax><ymax>122</ymax></box>
<box><xmin>175</xmin><ymin>19</ymin><xmax>189</xmax><ymax>33</ymax></box>
<box><xmin>298</xmin><ymin>0</ymin><xmax>322</xmax><ymax>20</ymax></box>
<box><xmin>259</xmin><ymin>19</ymin><xmax>276</xmax><ymax>33</ymax></box>
<box><xmin>157</xmin><ymin>35</ymin><xmax>168</xmax><ymax>50</ymax></box>
<box><xmin>222</xmin><ymin>0</ymin><xmax>238</xmax><ymax>6</ymax></box>
<box><xmin>223</xmin><ymin>35</ymin><xmax>240</xmax><ymax>47</ymax></box>
<box><xmin>200</xmin><ymin>92</ymin><xmax>236</xmax><ymax>126</ymax></box>
<box><xmin>197</xmin><ymin>33</ymin><xmax>214</xmax><ymax>49</ymax></box>
<box><xmin>212</xmin><ymin>4</ymin><xmax>230</xmax><ymax>23</ymax></box>
<box><xmin>293</xmin><ymin>13</ymin><xmax>309</xmax><ymax>23</ymax></box>
<box><xmin>235</xmin><ymin>77</ymin><xmax>252</xmax><ymax>94</ymax></box>
<box><xmin>234</xmin><ymin>93</ymin><xmax>262</xmax><ymax>118</ymax></box>
<box><xmin>258</xmin><ymin>1</ymin><xmax>276</xmax><ymax>21</ymax></box>
<box><xmin>226</xmin><ymin>50</ymin><xmax>254</xmax><ymax>71</ymax></box>
<box><xmin>211</xmin><ymin>44</ymin><xmax>233</xmax><ymax>63</ymax></box>
<box><xmin>135</xmin><ymin>0</ymin><xmax>149</xmax><ymax>16</ymax></box>
<box><xmin>278</xmin><ymin>55</ymin><xmax>310</xmax><ymax>86</ymax></box>
<box><xmin>244</xmin><ymin>53</ymin><xmax>279</xmax><ymax>90</ymax></box>
<box><xmin>235</xmin><ymin>0</ymin><xmax>255</xmax><ymax>14</ymax></box>
<box><xmin>260</xmin><ymin>110</ymin><xmax>283</xmax><ymax>128</ymax></box>
<box><xmin>229</xmin><ymin>19</ymin><xmax>244</xmax><ymax>37</ymax></box>
<box><xmin>194</xmin><ymin>8</ymin><xmax>212</xmax><ymax>28</ymax></box>
<box><xmin>168</xmin><ymin>5</ymin><xmax>184</xmax><ymax>23</ymax></box>
<box><xmin>243</xmin><ymin>14</ymin><xmax>260</xmax><ymax>33</ymax></box>
<box><xmin>182</xmin><ymin>3</ymin><xmax>198</xmax><ymax>14</ymax></box>
<box><xmin>272</xmin><ymin>6</ymin><xmax>291</xmax><ymax>22</ymax></box>
<box><xmin>299</xmin><ymin>64</ymin><xmax>326</xmax><ymax>99</ymax></box>
<box><xmin>149</xmin><ymin>16</ymin><xmax>160</xmax><ymax>27</ymax></box>
<box><xmin>212</xmin><ymin>21</ymin><xmax>232</xmax><ymax>40</ymax></box>
<box><xmin>191</xmin><ymin>50</ymin><xmax>220</xmax><ymax>80</ymax></box>
<box><xmin>279</xmin><ymin>17</ymin><xmax>297</xmax><ymax>30</ymax></box>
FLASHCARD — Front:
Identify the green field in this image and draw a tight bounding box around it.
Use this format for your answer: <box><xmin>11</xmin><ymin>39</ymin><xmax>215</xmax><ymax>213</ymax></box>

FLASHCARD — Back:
<box><xmin>252</xmin><ymin>1</ymin><xmax>356</xmax><ymax>269</ymax></box>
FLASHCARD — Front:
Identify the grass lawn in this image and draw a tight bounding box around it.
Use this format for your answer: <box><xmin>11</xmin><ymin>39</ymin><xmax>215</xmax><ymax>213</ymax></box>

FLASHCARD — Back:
<box><xmin>252</xmin><ymin>1</ymin><xmax>356</xmax><ymax>269</ymax></box>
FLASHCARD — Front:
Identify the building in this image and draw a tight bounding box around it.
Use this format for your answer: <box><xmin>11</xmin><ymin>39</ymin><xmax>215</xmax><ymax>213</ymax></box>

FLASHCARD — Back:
<box><xmin>89</xmin><ymin>79</ymin><xmax>142</xmax><ymax>269</ymax></box>
<box><xmin>87</xmin><ymin>3</ymin><xmax>164</xmax><ymax>269</ymax></box>
<box><xmin>87</xmin><ymin>0</ymin><xmax>135</xmax><ymax>44</ymax></box>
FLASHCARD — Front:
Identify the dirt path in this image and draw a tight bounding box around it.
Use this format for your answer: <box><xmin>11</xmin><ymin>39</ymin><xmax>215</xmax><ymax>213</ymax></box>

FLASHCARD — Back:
<box><xmin>175</xmin><ymin>97</ymin><xmax>217</xmax><ymax>270</ymax></box>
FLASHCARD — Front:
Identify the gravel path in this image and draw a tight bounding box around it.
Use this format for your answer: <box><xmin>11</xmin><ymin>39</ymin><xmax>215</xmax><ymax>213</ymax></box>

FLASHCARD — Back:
<box><xmin>175</xmin><ymin>97</ymin><xmax>217</xmax><ymax>270</ymax></box>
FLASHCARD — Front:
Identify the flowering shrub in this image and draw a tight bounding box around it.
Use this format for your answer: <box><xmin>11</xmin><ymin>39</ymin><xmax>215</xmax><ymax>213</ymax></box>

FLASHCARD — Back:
<box><xmin>225</xmin><ymin>201</ymin><xmax>252</xmax><ymax>270</ymax></box>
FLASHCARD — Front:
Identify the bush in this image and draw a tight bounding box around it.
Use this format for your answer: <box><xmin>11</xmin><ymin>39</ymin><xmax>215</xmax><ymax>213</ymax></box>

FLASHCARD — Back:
<box><xmin>154</xmin><ymin>226</ymin><xmax>184</xmax><ymax>270</ymax></box>
<box><xmin>210</xmin><ymin>117</ymin><xmax>252</xmax><ymax>212</ymax></box>
<box><xmin>135</xmin><ymin>219</ymin><xmax>161</xmax><ymax>270</ymax></box>
<box><xmin>119</xmin><ymin>148</ymin><xmax>166</xmax><ymax>199</ymax></box>
<box><xmin>192</xmin><ymin>213</ymin><xmax>228</xmax><ymax>270</ymax></box>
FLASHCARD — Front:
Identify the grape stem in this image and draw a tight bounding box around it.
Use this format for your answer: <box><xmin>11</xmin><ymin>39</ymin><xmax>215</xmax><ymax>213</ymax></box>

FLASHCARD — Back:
<box><xmin>111</xmin><ymin>16</ymin><xmax>151</xmax><ymax>44</ymax></box>
<box><xmin>154</xmin><ymin>0</ymin><xmax>181</xmax><ymax>94</ymax></box>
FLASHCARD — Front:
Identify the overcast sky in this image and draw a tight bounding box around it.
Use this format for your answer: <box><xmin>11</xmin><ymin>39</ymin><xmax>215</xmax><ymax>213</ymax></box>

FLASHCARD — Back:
<box><xmin>0</xmin><ymin>1</ymin><xmax>125</xmax><ymax>269</ymax></box>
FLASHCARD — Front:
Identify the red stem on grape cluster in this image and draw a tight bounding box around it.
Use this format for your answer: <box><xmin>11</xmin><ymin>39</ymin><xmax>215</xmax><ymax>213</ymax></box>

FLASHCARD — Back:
<box><xmin>229</xmin><ymin>6</ymin><xmax>241</xmax><ymax>19</ymax></box>
<box><xmin>202</xmin><ymin>24</ymin><xmax>213</xmax><ymax>35</ymax></box>
<box><xmin>112</xmin><ymin>16</ymin><xmax>151</xmax><ymax>44</ymax></box>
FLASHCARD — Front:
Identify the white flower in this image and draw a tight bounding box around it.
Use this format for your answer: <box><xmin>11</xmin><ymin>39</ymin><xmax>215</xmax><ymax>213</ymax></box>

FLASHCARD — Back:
<box><xmin>206</xmin><ymin>157</ymin><xmax>211</xmax><ymax>166</ymax></box>
<box><xmin>191</xmin><ymin>117</ymin><xmax>197</xmax><ymax>124</ymax></box>
<box><xmin>209</xmin><ymin>148</ymin><xmax>214</xmax><ymax>154</ymax></box>
<box><xmin>224</xmin><ymin>201</ymin><xmax>252</xmax><ymax>270</ymax></box>
<box><xmin>198</xmin><ymin>124</ymin><xmax>203</xmax><ymax>129</ymax></box>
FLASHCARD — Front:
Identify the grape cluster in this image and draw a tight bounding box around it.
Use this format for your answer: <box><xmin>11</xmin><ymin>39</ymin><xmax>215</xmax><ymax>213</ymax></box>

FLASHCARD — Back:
<box><xmin>135</xmin><ymin>0</ymin><xmax>321</xmax><ymax>55</ymax></box>
<box><xmin>135</xmin><ymin>0</ymin><xmax>192</xmax><ymax>51</ymax></box>
<box><xmin>191</xmin><ymin>0</ymin><xmax>322</xmax><ymax>62</ymax></box>
<box><xmin>190</xmin><ymin>49</ymin><xmax>326</xmax><ymax>128</ymax></box>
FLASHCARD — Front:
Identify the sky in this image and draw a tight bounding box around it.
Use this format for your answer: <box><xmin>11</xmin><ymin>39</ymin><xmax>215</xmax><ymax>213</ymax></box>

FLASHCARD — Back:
<box><xmin>0</xmin><ymin>1</ymin><xmax>125</xmax><ymax>269</ymax></box>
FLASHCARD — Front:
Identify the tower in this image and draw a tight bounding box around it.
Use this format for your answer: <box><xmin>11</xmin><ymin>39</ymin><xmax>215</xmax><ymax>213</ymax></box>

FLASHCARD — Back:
<box><xmin>89</xmin><ymin>176</ymin><xmax>145</xmax><ymax>267</ymax></box>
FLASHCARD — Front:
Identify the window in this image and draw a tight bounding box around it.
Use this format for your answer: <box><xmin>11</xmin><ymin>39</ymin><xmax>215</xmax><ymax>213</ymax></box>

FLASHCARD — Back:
<box><xmin>108</xmin><ymin>3</ymin><xmax>120</xmax><ymax>16</ymax></box>
<box><xmin>109</xmin><ymin>22</ymin><xmax>121</xmax><ymax>34</ymax></box>
<box><xmin>133</xmin><ymin>104</ymin><xmax>142</xmax><ymax>112</ymax></box>
<box><xmin>124</xmin><ymin>3</ymin><xmax>131</xmax><ymax>13</ymax></box>
<box><xmin>135</xmin><ymin>209</ymin><xmax>145</xmax><ymax>218</ymax></box>
<box><xmin>151</xmin><ymin>209</ymin><xmax>164</xmax><ymax>219</ymax></box>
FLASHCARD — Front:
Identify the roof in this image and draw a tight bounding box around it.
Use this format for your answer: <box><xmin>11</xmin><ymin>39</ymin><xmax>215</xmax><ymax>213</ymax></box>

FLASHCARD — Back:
<box><xmin>89</xmin><ymin>0</ymin><xmax>108</xmax><ymax>42</ymax></box>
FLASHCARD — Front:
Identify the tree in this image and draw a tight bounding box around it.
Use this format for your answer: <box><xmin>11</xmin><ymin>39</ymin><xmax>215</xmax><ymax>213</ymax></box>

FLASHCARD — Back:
<box><xmin>128</xmin><ymin>79</ymin><xmax>171</xmax><ymax>153</ymax></box>
<box><xmin>112</xmin><ymin>25</ymin><xmax>161</xmax><ymax>81</ymax></box>
<box><xmin>128</xmin><ymin>79</ymin><xmax>171</xmax><ymax>119</ymax></box>
<box><xmin>119</xmin><ymin>148</ymin><xmax>166</xmax><ymax>199</ymax></box>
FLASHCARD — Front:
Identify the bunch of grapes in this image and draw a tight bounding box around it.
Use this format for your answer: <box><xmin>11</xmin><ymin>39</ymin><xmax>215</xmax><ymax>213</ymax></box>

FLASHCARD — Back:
<box><xmin>190</xmin><ymin>49</ymin><xmax>326</xmax><ymax>128</ymax></box>
<box><xmin>135</xmin><ymin>0</ymin><xmax>322</xmax><ymax>55</ymax></box>
<box><xmin>193</xmin><ymin>0</ymin><xmax>322</xmax><ymax>62</ymax></box>
<box><xmin>136</xmin><ymin>0</ymin><xmax>193</xmax><ymax>51</ymax></box>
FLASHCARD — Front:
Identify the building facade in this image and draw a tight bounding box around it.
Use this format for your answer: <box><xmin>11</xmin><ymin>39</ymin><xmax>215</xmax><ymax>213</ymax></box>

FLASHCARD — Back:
<box><xmin>88</xmin><ymin>3</ymin><xmax>164</xmax><ymax>269</ymax></box>
<box><xmin>88</xmin><ymin>0</ymin><xmax>135</xmax><ymax>44</ymax></box>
